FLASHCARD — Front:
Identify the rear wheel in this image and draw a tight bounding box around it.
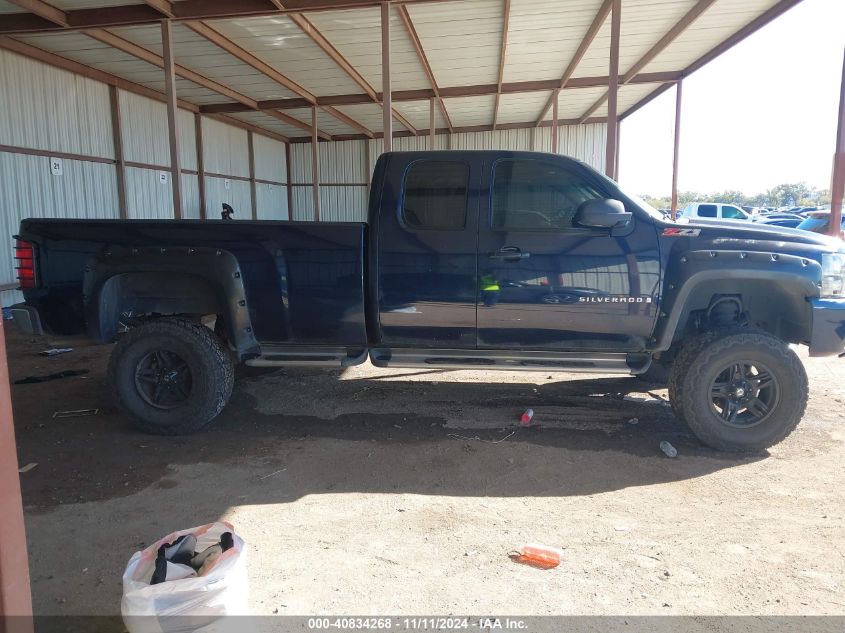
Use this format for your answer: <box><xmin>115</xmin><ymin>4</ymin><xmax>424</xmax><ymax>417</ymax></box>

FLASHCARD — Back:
<box><xmin>677</xmin><ymin>331</ymin><xmax>807</xmax><ymax>451</ymax></box>
<box><xmin>109</xmin><ymin>318</ymin><xmax>234</xmax><ymax>435</ymax></box>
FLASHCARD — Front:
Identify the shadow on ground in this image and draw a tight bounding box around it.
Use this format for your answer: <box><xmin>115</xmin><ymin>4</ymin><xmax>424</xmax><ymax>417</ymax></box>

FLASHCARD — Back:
<box><xmin>6</xmin><ymin>330</ymin><xmax>763</xmax><ymax>514</ymax></box>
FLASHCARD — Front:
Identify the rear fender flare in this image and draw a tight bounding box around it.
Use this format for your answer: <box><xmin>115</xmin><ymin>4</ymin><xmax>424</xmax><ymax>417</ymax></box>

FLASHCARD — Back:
<box><xmin>82</xmin><ymin>246</ymin><xmax>260</xmax><ymax>359</ymax></box>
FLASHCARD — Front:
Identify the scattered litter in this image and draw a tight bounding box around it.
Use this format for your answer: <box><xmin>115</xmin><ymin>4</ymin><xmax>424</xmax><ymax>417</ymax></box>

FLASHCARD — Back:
<box><xmin>448</xmin><ymin>430</ymin><xmax>515</xmax><ymax>444</ymax></box>
<box><xmin>15</xmin><ymin>369</ymin><xmax>89</xmax><ymax>384</ymax></box>
<box><xmin>623</xmin><ymin>394</ymin><xmax>649</xmax><ymax>403</ymax></box>
<box><xmin>464</xmin><ymin>550</ymin><xmax>478</xmax><ymax>557</ymax></box>
<box><xmin>647</xmin><ymin>391</ymin><xmax>671</xmax><ymax>405</ymax></box>
<box><xmin>374</xmin><ymin>555</ymin><xmax>399</xmax><ymax>566</ymax></box>
<box><xmin>259</xmin><ymin>469</ymin><xmax>286</xmax><ymax>480</ymax></box>
<box><xmin>520</xmin><ymin>408</ymin><xmax>534</xmax><ymax>426</ymax></box>
<box><xmin>393</xmin><ymin>424</ymin><xmax>403</xmax><ymax>429</ymax></box>
<box><xmin>122</xmin><ymin>522</ymin><xmax>248</xmax><ymax>630</ymax></box>
<box><xmin>509</xmin><ymin>544</ymin><xmax>562</xmax><ymax>569</ymax></box>
<box><xmin>663</xmin><ymin>570</ymin><xmax>671</xmax><ymax>577</ymax></box>
<box><xmin>39</xmin><ymin>347</ymin><xmax>73</xmax><ymax>356</ymax></box>
<box><xmin>659</xmin><ymin>440</ymin><xmax>678</xmax><ymax>458</ymax></box>
<box><xmin>614</xmin><ymin>526</ymin><xmax>631</xmax><ymax>532</ymax></box>
<box><xmin>18</xmin><ymin>462</ymin><xmax>38</xmax><ymax>473</ymax></box>
<box><xmin>627</xmin><ymin>417</ymin><xmax>639</xmax><ymax>425</ymax></box>
<box><xmin>53</xmin><ymin>408</ymin><xmax>99</xmax><ymax>418</ymax></box>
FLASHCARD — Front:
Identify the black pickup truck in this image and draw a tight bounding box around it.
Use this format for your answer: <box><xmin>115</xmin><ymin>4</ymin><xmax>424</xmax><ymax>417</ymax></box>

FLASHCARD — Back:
<box><xmin>10</xmin><ymin>151</ymin><xmax>845</xmax><ymax>451</ymax></box>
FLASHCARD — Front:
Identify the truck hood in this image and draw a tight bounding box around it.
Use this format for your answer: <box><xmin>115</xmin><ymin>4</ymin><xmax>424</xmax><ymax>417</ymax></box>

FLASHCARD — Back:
<box><xmin>669</xmin><ymin>218</ymin><xmax>844</xmax><ymax>260</ymax></box>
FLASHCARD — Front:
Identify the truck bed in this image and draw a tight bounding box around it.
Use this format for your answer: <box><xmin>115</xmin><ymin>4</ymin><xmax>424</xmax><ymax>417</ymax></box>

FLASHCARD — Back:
<box><xmin>16</xmin><ymin>218</ymin><xmax>368</xmax><ymax>350</ymax></box>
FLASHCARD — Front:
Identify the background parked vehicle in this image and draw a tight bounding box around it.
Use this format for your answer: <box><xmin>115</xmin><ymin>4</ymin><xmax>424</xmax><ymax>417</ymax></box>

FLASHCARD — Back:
<box><xmin>680</xmin><ymin>202</ymin><xmax>750</xmax><ymax>221</ymax></box>
<box><xmin>797</xmin><ymin>211</ymin><xmax>845</xmax><ymax>236</ymax></box>
<box><xmin>756</xmin><ymin>216</ymin><xmax>805</xmax><ymax>229</ymax></box>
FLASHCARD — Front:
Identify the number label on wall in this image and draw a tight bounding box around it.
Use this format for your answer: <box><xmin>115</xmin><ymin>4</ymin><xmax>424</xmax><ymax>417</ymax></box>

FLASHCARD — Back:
<box><xmin>159</xmin><ymin>171</ymin><xmax>168</xmax><ymax>185</ymax></box>
<box><xmin>224</xmin><ymin>178</ymin><xmax>231</xmax><ymax>190</ymax></box>
<box><xmin>50</xmin><ymin>158</ymin><xmax>63</xmax><ymax>176</ymax></box>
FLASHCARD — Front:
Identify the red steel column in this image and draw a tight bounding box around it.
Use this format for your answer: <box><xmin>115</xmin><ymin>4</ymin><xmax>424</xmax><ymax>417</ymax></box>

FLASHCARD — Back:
<box><xmin>671</xmin><ymin>79</ymin><xmax>683</xmax><ymax>220</ymax></box>
<box><xmin>285</xmin><ymin>141</ymin><xmax>293</xmax><ymax>218</ymax></box>
<box><xmin>311</xmin><ymin>106</ymin><xmax>321</xmax><ymax>222</ymax></box>
<box><xmin>429</xmin><ymin>97</ymin><xmax>435</xmax><ymax>148</ymax></box>
<box><xmin>830</xmin><ymin>48</ymin><xmax>845</xmax><ymax>238</ymax></box>
<box><xmin>0</xmin><ymin>323</ymin><xmax>34</xmax><ymax>627</ymax></box>
<box><xmin>161</xmin><ymin>19</ymin><xmax>183</xmax><ymax>219</ymax></box>
<box><xmin>381</xmin><ymin>1</ymin><xmax>393</xmax><ymax>153</ymax></box>
<box><xmin>551</xmin><ymin>90</ymin><xmax>558</xmax><ymax>153</ymax></box>
<box><xmin>605</xmin><ymin>0</ymin><xmax>621</xmax><ymax>177</ymax></box>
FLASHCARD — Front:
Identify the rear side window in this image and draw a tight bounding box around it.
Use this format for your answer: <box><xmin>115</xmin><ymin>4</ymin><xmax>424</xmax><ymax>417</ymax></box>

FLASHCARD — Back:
<box><xmin>698</xmin><ymin>204</ymin><xmax>717</xmax><ymax>218</ymax></box>
<box><xmin>492</xmin><ymin>159</ymin><xmax>603</xmax><ymax>230</ymax></box>
<box><xmin>402</xmin><ymin>161</ymin><xmax>469</xmax><ymax>229</ymax></box>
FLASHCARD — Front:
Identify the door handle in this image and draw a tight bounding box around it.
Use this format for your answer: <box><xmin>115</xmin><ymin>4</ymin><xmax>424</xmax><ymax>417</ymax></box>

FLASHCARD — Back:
<box><xmin>489</xmin><ymin>247</ymin><xmax>530</xmax><ymax>261</ymax></box>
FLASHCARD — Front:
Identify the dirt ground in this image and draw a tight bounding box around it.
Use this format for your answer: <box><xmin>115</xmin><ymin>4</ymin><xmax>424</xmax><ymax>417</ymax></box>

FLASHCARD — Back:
<box><xmin>6</xmin><ymin>325</ymin><xmax>845</xmax><ymax>619</ymax></box>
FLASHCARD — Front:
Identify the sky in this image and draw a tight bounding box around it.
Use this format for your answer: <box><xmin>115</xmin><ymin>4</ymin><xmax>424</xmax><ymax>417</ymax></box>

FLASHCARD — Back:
<box><xmin>618</xmin><ymin>0</ymin><xmax>845</xmax><ymax>198</ymax></box>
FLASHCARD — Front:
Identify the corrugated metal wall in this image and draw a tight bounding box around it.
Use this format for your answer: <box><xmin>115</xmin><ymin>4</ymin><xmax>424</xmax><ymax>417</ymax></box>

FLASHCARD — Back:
<box><xmin>0</xmin><ymin>46</ymin><xmax>606</xmax><ymax>307</ymax></box>
<box><xmin>0</xmin><ymin>49</ymin><xmax>289</xmax><ymax>305</ymax></box>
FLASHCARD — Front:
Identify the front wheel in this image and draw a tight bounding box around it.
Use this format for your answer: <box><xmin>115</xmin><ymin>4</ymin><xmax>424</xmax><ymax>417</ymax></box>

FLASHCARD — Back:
<box><xmin>109</xmin><ymin>318</ymin><xmax>234</xmax><ymax>435</ymax></box>
<box><xmin>677</xmin><ymin>331</ymin><xmax>808</xmax><ymax>451</ymax></box>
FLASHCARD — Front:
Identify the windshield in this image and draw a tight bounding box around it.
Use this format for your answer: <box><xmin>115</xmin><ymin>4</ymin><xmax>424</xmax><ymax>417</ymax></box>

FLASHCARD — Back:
<box><xmin>592</xmin><ymin>170</ymin><xmax>665</xmax><ymax>221</ymax></box>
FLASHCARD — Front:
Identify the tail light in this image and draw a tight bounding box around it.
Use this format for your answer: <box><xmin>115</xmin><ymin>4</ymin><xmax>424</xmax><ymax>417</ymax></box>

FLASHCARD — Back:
<box><xmin>14</xmin><ymin>239</ymin><xmax>37</xmax><ymax>289</ymax></box>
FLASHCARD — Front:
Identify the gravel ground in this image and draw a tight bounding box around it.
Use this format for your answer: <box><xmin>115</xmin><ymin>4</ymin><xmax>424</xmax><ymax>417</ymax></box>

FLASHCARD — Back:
<box><xmin>6</xmin><ymin>327</ymin><xmax>845</xmax><ymax>619</ymax></box>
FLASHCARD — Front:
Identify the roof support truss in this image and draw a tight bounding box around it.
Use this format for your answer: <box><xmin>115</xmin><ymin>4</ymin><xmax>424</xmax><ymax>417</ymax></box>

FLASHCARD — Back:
<box><xmin>578</xmin><ymin>0</ymin><xmax>717</xmax><ymax>123</ymax></box>
<box><xmin>83</xmin><ymin>27</ymin><xmax>333</xmax><ymax>139</ymax></box>
<box><xmin>396</xmin><ymin>4</ymin><xmax>453</xmax><ymax>132</ymax></box>
<box><xmin>535</xmin><ymin>0</ymin><xmax>612</xmax><ymax>126</ymax></box>
<box><xmin>491</xmin><ymin>0</ymin><xmax>510</xmax><ymax>130</ymax></box>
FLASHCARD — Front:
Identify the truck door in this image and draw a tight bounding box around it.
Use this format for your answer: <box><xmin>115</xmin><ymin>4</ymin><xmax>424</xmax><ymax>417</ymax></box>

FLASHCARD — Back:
<box><xmin>375</xmin><ymin>156</ymin><xmax>479</xmax><ymax>348</ymax></box>
<box><xmin>475</xmin><ymin>156</ymin><xmax>659</xmax><ymax>351</ymax></box>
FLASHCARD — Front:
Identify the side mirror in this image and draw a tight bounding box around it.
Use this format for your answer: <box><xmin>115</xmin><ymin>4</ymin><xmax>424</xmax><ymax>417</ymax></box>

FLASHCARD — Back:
<box><xmin>576</xmin><ymin>198</ymin><xmax>632</xmax><ymax>229</ymax></box>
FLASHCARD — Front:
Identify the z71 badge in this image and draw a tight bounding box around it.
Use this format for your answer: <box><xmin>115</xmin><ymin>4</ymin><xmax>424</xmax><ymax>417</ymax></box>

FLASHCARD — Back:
<box><xmin>663</xmin><ymin>227</ymin><xmax>701</xmax><ymax>236</ymax></box>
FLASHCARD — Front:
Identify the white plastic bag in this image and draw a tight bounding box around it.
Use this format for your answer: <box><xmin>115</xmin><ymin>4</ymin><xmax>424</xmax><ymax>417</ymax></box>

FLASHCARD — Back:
<box><xmin>121</xmin><ymin>521</ymin><xmax>249</xmax><ymax>633</ymax></box>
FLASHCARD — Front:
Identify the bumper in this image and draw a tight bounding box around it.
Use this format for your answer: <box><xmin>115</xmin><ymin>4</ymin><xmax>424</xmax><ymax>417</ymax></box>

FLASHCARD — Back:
<box><xmin>809</xmin><ymin>297</ymin><xmax>845</xmax><ymax>357</ymax></box>
<box><xmin>8</xmin><ymin>303</ymin><xmax>43</xmax><ymax>335</ymax></box>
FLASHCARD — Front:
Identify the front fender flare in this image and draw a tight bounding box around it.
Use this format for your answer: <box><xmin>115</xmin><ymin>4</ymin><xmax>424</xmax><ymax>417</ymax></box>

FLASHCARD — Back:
<box><xmin>652</xmin><ymin>249</ymin><xmax>820</xmax><ymax>351</ymax></box>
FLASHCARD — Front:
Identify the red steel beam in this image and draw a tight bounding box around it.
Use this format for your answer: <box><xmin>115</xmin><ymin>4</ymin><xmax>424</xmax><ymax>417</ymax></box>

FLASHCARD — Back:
<box><xmin>381</xmin><ymin>1</ymin><xmax>392</xmax><ymax>151</ymax></box>
<box><xmin>605</xmin><ymin>0</ymin><xmax>620</xmax><ymax>177</ymax></box>
<box><xmin>198</xmin><ymin>72</ymin><xmax>681</xmax><ymax>114</ymax></box>
<box><xmin>311</xmin><ymin>106</ymin><xmax>321</xmax><ymax>221</ymax></box>
<box><xmin>161</xmin><ymin>19</ymin><xmax>183</xmax><ymax>219</ymax></box>
<box><xmin>0</xmin><ymin>0</ymin><xmax>469</xmax><ymax>33</ymax></box>
<box><xmin>829</xmin><ymin>47</ymin><xmax>845</xmax><ymax>238</ymax></box>
<box><xmin>0</xmin><ymin>322</ymin><xmax>34</xmax><ymax>622</ymax></box>
<box><xmin>671</xmin><ymin>80</ymin><xmax>682</xmax><ymax>220</ymax></box>
<box><xmin>491</xmin><ymin>0</ymin><xmax>510</xmax><ymax>130</ymax></box>
<box><xmin>535</xmin><ymin>0</ymin><xmax>612</xmax><ymax>126</ymax></box>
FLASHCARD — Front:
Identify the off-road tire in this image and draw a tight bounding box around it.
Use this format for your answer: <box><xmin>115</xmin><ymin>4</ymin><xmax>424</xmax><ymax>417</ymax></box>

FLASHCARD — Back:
<box><xmin>678</xmin><ymin>331</ymin><xmax>808</xmax><ymax>451</ymax></box>
<box><xmin>109</xmin><ymin>318</ymin><xmax>234</xmax><ymax>435</ymax></box>
<box><xmin>667</xmin><ymin>331</ymin><xmax>721</xmax><ymax>422</ymax></box>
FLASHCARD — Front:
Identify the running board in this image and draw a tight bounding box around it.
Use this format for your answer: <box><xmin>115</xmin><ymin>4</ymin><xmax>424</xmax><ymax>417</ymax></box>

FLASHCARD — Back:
<box><xmin>246</xmin><ymin>346</ymin><xmax>367</xmax><ymax>368</ymax></box>
<box><xmin>370</xmin><ymin>349</ymin><xmax>650</xmax><ymax>374</ymax></box>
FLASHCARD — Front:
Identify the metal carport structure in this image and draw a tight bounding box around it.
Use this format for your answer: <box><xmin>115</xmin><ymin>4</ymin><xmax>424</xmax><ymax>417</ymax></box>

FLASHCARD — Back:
<box><xmin>1</xmin><ymin>0</ymin><xmax>844</xmax><ymax>620</ymax></box>
<box><xmin>0</xmin><ymin>0</ymin><xmax>834</xmax><ymax>241</ymax></box>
